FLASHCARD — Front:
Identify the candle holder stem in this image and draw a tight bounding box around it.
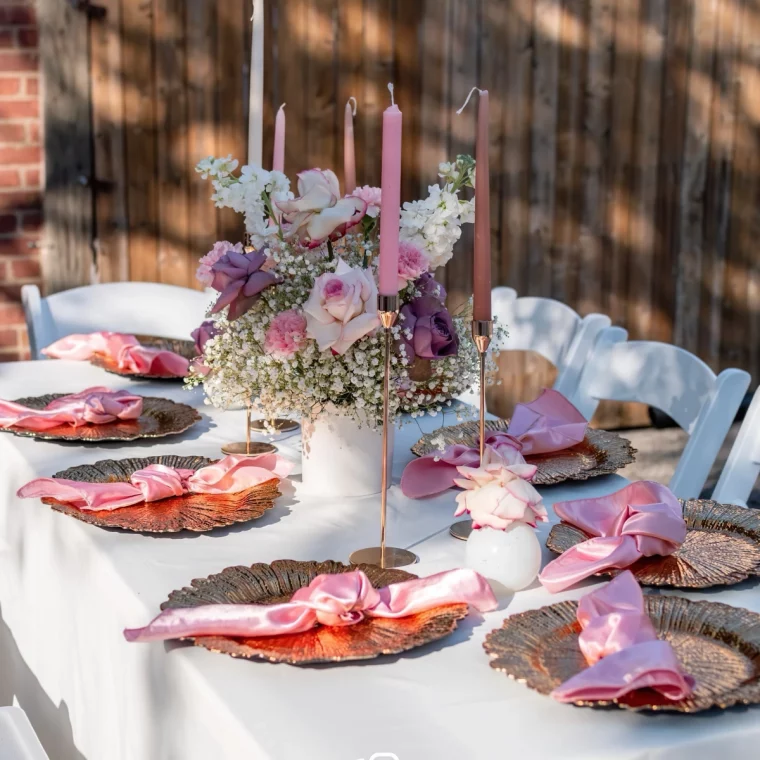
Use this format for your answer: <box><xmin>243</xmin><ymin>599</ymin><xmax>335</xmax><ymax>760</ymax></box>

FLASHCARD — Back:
<box><xmin>350</xmin><ymin>294</ymin><xmax>417</xmax><ymax>569</ymax></box>
<box><xmin>450</xmin><ymin>319</ymin><xmax>493</xmax><ymax>541</ymax></box>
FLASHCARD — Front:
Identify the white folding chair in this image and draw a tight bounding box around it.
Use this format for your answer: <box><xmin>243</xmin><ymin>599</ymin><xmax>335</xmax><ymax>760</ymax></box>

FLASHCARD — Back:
<box><xmin>22</xmin><ymin>283</ymin><xmax>212</xmax><ymax>359</ymax></box>
<box><xmin>0</xmin><ymin>707</ymin><xmax>49</xmax><ymax>759</ymax></box>
<box><xmin>461</xmin><ymin>287</ymin><xmax>613</xmax><ymax>408</ymax></box>
<box><xmin>570</xmin><ymin>329</ymin><xmax>751</xmax><ymax>499</ymax></box>
<box><xmin>712</xmin><ymin>387</ymin><xmax>760</xmax><ymax>507</ymax></box>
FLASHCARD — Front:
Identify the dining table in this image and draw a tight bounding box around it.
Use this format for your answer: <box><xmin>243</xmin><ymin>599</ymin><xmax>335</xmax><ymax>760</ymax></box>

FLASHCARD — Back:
<box><xmin>0</xmin><ymin>359</ymin><xmax>758</xmax><ymax>760</ymax></box>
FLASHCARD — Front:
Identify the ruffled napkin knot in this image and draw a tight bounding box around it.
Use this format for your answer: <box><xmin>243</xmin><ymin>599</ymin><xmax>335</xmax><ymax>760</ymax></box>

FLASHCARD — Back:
<box><xmin>123</xmin><ymin>568</ymin><xmax>498</xmax><ymax>643</ymax></box>
<box><xmin>539</xmin><ymin>481</ymin><xmax>687</xmax><ymax>594</ymax></box>
<box><xmin>551</xmin><ymin>571</ymin><xmax>694</xmax><ymax>702</ymax></box>
<box><xmin>401</xmin><ymin>389</ymin><xmax>587</xmax><ymax>499</ymax></box>
<box><xmin>43</xmin><ymin>332</ymin><xmax>190</xmax><ymax>378</ymax></box>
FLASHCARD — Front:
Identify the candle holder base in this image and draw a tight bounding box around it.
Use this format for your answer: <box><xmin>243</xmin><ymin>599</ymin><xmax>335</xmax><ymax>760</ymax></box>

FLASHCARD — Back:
<box><xmin>349</xmin><ymin>547</ymin><xmax>418</xmax><ymax>569</ymax></box>
<box><xmin>249</xmin><ymin>418</ymin><xmax>300</xmax><ymax>434</ymax></box>
<box><xmin>449</xmin><ymin>519</ymin><xmax>473</xmax><ymax>541</ymax></box>
<box><xmin>221</xmin><ymin>441</ymin><xmax>278</xmax><ymax>456</ymax></box>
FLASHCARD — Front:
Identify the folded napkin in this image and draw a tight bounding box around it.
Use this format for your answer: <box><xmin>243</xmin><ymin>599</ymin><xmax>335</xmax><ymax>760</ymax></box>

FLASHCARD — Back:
<box><xmin>43</xmin><ymin>332</ymin><xmax>190</xmax><ymax>378</ymax></box>
<box><xmin>401</xmin><ymin>389</ymin><xmax>587</xmax><ymax>498</ymax></box>
<box><xmin>0</xmin><ymin>387</ymin><xmax>143</xmax><ymax>432</ymax></box>
<box><xmin>551</xmin><ymin>571</ymin><xmax>694</xmax><ymax>702</ymax></box>
<box><xmin>123</xmin><ymin>567</ymin><xmax>498</xmax><ymax>642</ymax></box>
<box><xmin>17</xmin><ymin>453</ymin><xmax>292</xmax><ymax>511</ymax></box>
<box><xmin>539</xmin><ymin>481</ymin><xmax>687</xmax><ymax>594</ymax></box>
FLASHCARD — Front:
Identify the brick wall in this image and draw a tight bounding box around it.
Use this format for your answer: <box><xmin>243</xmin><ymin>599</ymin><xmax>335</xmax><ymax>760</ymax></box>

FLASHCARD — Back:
<box><xmin>0</xmin><ymin>0</ymin><xmax>41</xmax><ymax>361</ymax></box>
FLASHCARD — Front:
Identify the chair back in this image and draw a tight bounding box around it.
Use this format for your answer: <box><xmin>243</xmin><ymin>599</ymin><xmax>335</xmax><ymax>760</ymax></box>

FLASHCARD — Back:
<box><xmin>22</xmin><ymin>283</ymin><xmax>211</xmax><ymax>359</ymax></box>
<box><xmin>571</xmin><ymin>334</ymin><xmax>750</xmax><ymax>498</ymax></box>
<box><xmin>712</xmin><ymin>387</ymin><xmax>760</xmax><ymax>507</ymax></box>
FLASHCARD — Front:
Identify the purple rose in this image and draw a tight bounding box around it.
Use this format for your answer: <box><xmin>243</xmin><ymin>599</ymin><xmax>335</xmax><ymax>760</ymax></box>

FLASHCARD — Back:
<box><xmin>209</xmin><ymin>249</ymin><xmax>279</xmax><ymax>321</ymax></box>
<box><xmin>414</xmin><ymin>272</ymin><xmax>447</xmax><ymax>301</ymax></box>
<box><xmin>399</xmin><ymin>295</ymin><xmax>459</xmax><ymax>361</ymax></box>
<box><xmin>191</xmin><ymin>320</ymin><xmax>218</xmax><ymax>356</ymax></box>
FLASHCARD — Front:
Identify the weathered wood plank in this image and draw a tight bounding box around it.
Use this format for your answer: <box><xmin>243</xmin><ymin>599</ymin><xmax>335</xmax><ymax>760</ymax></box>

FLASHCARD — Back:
<box><xmin>122</xmin><ymin>0</ymin><xmax>158</xmax><ymax>282</ymax></box>
<box><xmin>90</xmin><ymin>0</ymin><xmax>129</xmax><ymax>283</ymax></box>
<box><xmin>39</xmin><ymin>0</ymin><xmax>93</xmax><ymax>291</ymax></box>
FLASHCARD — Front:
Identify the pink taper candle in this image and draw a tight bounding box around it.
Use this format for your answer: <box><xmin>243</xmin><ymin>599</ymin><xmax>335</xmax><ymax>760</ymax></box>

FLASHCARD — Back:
<box><xmin>473</xmin><ymin>89</ymin><xmax>491</xmax><ymax>321</ymax></box>
<box><xmin>344</xmin><ymin>97</ymin><xmax>357</xmax><ymax>193</ymax></box>
<box><xmin>272</xmin><ymin>103</ymin><xmax>286</xmax><ymax>173</ymax></box>
<box><xmin>378</xmin><ymin>84</ymin><xmax>402</xmax><ymax>296</ymax></box>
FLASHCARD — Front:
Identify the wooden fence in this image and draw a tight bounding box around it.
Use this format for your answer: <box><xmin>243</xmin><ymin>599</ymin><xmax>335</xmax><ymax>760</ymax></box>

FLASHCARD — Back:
<box><xmin>40</xmin><ymin>0</ymin><xmax>760</xmax><ymax>424</ymax></box>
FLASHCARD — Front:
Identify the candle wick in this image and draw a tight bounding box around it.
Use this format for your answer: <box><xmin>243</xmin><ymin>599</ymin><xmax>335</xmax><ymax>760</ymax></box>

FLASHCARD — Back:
<box><xmin>456</xmin><ymin>86</ymin><xmax>483</xmax><ymax>114</ymax></box>
<box><xmin>348</xmin><ymin>96</ymin><xmax>357</xmax><ymax>116</ymax></box>
<box><xmin>278</xmin><ymin>102</ymin><xmax>286</xmax><ymax>113</ymax></box>
<box><xmin>387</xmin><ymin>82</ymin><xmax>395</xmax><ymax>107</ymax></box>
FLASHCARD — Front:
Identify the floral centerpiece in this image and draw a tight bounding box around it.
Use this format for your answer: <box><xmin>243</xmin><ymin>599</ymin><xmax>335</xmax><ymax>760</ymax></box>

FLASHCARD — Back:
<box><xmin>189</xmin><ymin>154</ymin><xmax>500</xmax><ymax>495</ymax></box>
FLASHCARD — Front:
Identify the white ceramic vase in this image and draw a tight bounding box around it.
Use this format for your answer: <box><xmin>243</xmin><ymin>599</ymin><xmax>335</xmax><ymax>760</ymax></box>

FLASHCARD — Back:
<box><xmin>300</xmin><ymin>405</ymin><xmax>390</xmax><ymax>497</ymax></box>
<box><xmin>465</xmin><ymin>523</ymin><xmax>542</xmax><ymax>591</ymax></box>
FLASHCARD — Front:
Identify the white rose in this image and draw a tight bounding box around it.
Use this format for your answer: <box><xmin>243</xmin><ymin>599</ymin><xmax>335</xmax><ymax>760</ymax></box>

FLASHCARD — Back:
<box><xmin>303</xmin><ymin>259</ymin><xmax>380</xmax><ymax>355</ymax></box>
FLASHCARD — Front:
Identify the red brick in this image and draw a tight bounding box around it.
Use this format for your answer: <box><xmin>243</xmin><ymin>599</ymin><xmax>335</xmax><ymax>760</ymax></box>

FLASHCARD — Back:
<box><xmin>0</xmin><ymin>191</ymin><xmax>40</xmax><ymax>212</ymax></box>
<box><xmin>0</xmin><ymin>123</ymin><xmax>24</xmax><ymax>143</ymax></box>
<box><xmin>0</xmin><ymin>30</ymin><xmax>14</xmax><ymax>48</ymax></box>
<box><xmin>19</xmin><ymin>209</ymin><xmax>40</xmax><ymax>231</ymax></box>
<box><xmin>10</xmin><ymin>256</ymin><xmax>39</xmax><ymax>279</ymax></box>
<box><xmin>0</xmin><ymin>214</ymin><xmax>15</xmax><ymax>233</ymax></box>
<box><xmin>0</xmin><ymin>145</ymin><xmax>40</xmax><ymax>164</ymax></box>
<box><xmin>0</xmin><ymin>170</ymin><xmax>20</xmax><ymax>187</ymax></box>
<box><xmin>0</xmin><ymin>51</ymin><xmax>38</xmax><ymax>72</ymax></box>
<box><xmin>0</xmin><ymin>8</ymin><xmax>36</xmax><ymax>26</ymax></box>
<box><xmin>0</xmin><ymin>76</ymin><xmax>20</xmax><ymax>96</ymax></box>
<box><xmin>0</xmin><ymin>99</ymin><xmax>37</xmax><ymax>118</ymax></box>
<box><xmin>24</xmin><ymin>75</ymin><xmax>37</xmax><ymax>95</ymax></box>
<box><xmin>0</xmin><ymin>300</ymin><xmax>24</xmax><ymax>323</ymax></box>
<box><xmin>23</xmin><ymin>168</ymin><xmax>38</xmax><ymax>187</ymax></box>
<box><xmin>0</xmin><ymin>282</ymin><xmax>22</xmax><ymax>302</ymax></box>
<box><xmin>0</xmin><ymin>329</ymin><xmax>17</xmax><ymax>347</ymax></box>
<box><xmin>17</xmin><ymin>28</ymin><xmax>37</xmax><ymax>48</ymax></box>
<box><xmin>0</xmin><ymin>236</ymin><xmax>36</xmax><ymax>255</ymax></box>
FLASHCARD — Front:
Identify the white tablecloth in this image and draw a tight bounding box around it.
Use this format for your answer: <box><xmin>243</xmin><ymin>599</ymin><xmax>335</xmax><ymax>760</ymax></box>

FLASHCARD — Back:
<box><xmin>0</xmin><ymin>361</ymin><xmax>758</xmax><ymax>760</ymax></box>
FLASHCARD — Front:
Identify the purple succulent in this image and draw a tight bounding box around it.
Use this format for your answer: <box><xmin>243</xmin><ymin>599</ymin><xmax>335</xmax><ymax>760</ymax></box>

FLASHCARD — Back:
<box><xmin>191</xmin><ymin>320</ymin><xmax>219</xmax><ymax>356</ymax></box>
<box><xmin>399</xmin><ymin>284</ymin><xmax>459</xmax><ymax>362</ymax></box>
<box><xmin>209</xmin><ymin>249</ymin><xmax>279</xmax><ymax>321</ymax></box>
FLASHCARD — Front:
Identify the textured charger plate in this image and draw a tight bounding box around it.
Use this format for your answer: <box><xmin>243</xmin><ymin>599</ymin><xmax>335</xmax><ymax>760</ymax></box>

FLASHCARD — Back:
<box><xmin>41</xmin><ymin>455</ymin><xmax>279</xmax><ymax>533</ymax></box>
<box><xmin>160</xmin><ymin>559</ymin><xmax>469</xmax><ymax>664</ymax></box>
<box><xmin>411</xmin><ymin>419</ymin><xmax>635</xmax><ymax>485</ymax></box>
<box><xmin>3</xmin><ymin>393</ymin><xmax>201</xmax><ymax>442</ymax></box>
<box><xmin>89</xmin><ymin>334</ymin><xmax>196</xmax><ymax>381</ymax></box>
<box><xmin>483</xmin><ymin>595</ymin><xmax>760</xmax><ymax>712</ymax></box>
<box><xmin>546</xmin><ymin>498</ymin><xmax>760</xmax><ymax>588</ymax></box>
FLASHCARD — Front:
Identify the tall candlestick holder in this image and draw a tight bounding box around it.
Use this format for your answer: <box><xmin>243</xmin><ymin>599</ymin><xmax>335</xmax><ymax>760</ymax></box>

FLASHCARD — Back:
<box><xmin>350</xmin><ymin>294</ymin><xmax>418</xmax><ymax>569</ymax></box>
<box><xmin>450</xmin><ymin>318</ymin><xmax>493</xmax><ymax>541</ymax></box>
<box><xmin>221</xmin><ymin>398</ymin><xmax>277</xmax><ymax>456</ymax></box>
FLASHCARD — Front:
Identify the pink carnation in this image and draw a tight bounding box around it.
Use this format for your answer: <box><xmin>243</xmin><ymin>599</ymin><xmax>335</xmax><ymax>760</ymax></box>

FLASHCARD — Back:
<box><xmin>351</xmin><ymin>185</ymin><xmax>382</xmax><ymax>218</ymax></box>
<box><xmin>196</xmin><ymin>241</ymin><xmax>243</xmax><ymax>286</ymax></box>
<box><xmin>397</xmin><ymin>241</ymin><xmax>429</xmax><ymax>290</ymax></box>
<box><xmin>264</xmin><ymin>309</ymin><xmax>308</xmax><ymax>359</ymax></box>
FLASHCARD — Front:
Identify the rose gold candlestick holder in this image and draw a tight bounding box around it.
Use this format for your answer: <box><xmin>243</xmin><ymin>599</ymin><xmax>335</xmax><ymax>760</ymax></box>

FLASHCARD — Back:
<box><xmin>221</xmin><ymin>399</ymin><xmax>278</xmax><ymax>456</ymax></box>
<box><xmin>350</xmin><ymin>293</ymin><xmax>418</xmax><ymax>569</ymax></box>
<box><xmin>450</xmin><ymin>318</ymin><xmax>493</xmax><ymax>541</ymax></box>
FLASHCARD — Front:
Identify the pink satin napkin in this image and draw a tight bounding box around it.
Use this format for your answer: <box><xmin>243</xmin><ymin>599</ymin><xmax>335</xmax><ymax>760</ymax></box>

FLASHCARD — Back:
<box><xmin>551</xmin><ymin>571</ymin><xmax>694</xmax><ymax>702</ymax></box>
<box><xmin>43</xmin><ymin>332</ymin><xmax>190</xmax><ymax>378</ymax></box>
<box><xmin>401</xmin><ymin>388</ymin><xmax>587</xmax><ymax>498</ymax></box>
<box><xmin>123</xmin><ymin>567</ymin><xmax>498</xmax><ymax>642</ymax></box>
<box><xmin>0</xmin><ymin>387</ymin><xmax>143</xmax><ymax>432</ymax></box>
<box><xmin>17</xmin><ymin>453</ymin><xmax>292</xmax><ymax>511</ymax></box>
<box><xmin>539</xmin><ymin>481</ymin><xmax>687</xmax><ymax>594</ymax></box>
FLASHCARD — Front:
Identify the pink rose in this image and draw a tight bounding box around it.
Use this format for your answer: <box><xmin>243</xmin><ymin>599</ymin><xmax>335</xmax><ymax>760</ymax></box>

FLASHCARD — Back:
<box><xmin>264</xmin><ymin>309</ymin><xmax>308</xmax><ymax>360</ymax></box>
<box><xmin>303</xmin><ymin>258</ymin><xmax>380</xmax><ymax>355</ymax></box>
<box><xmin>397</xmin><ymin>241</ymin><xmax>429</xmax><ymax>290</ymax></box>
<box><xmin>276</xmin><ymin>169</ymin><xmax>367</xmax><ymax>248</ymax></box>
<box><xmin>351</xmin><ymin>185</ymin><xmax>382</xmax><ymax>218</ymax></box>
<box><xmin>453</xmin><ymin>447</ymin><xmax>547</xmax><ymax>530</ymax></box>
<box><xmin>196</xmin><ymin>241</ymin><xmax>243</xmax><ymax>286</ymax></box>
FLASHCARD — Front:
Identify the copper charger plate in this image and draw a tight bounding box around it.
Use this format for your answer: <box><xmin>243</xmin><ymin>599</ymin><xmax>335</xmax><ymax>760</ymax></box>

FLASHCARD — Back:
<box><xmin>484</xmin><ymin>595</ymin><xmax>760</xmax><ymax>712</ymax></box>
<box><xmin>160</xmin><ymin>559</ymin><xmax>469</xmax><ymax>664</ymax></box>
<box><xmin>546</xmin><ymin>498</ymin><xmax>760</xmax><ymax>588</ymax></box>
<box><xmin>411</xmin><ymin>419</ymin><xmax>636</xmax><ymax>485</ymax></box>
<box><xmin>90</xmin><ymin>334</ymin><xmax>197</xmax><ymax>381</ymax></box>
<box><xmin>3</xmin><ymin>392</ymin><xmax>201</xmax><ymax>442</ymax></box>
<box><xmin>41</xmin><ymin>455</ymin><xmax>279</xmax><ymax>533</ymax></box>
